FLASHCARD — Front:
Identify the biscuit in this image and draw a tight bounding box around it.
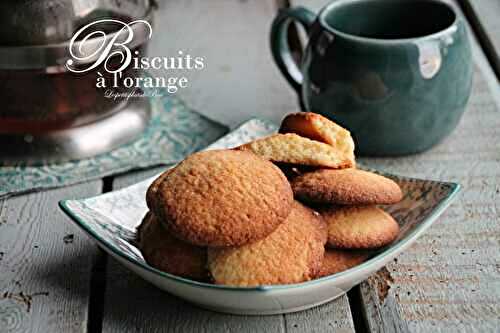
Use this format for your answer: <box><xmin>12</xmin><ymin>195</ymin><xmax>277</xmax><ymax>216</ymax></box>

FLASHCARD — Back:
<box><xmin>237</xmin><ymin>133</ymin><xmax>352</xmax><ymax>169</ymax></box>
<box><xmin>316</xmin><ymin>249</ymin><xmax>370</xmax><ymax>278</ymax></box>
<box><xmin>279</xmin><ymin>112</ymin><xmax>355</xmax><ymax>168</ymax></box>
<box><xmin>208</xmin><ymin>202</ymin><xmax>327</xmax><ymax>286</ymax></box>
<box><xmin>291</xmin><ymin>168</ymin><xmax>403</xmax><ymax>205</ymax></box>
<box><xmin>137</xmin><ymin>212</ymin><xmax>208</xmax><ymax>280</ymax></box>
<box><xmin>322</xmin><ymin>206</ymin><xmax>400</xmax><ymax>249</ymax></box>
<box><xmin>146</xmin><ymin>149</ymin><xmax>294</xmax><ymax>247</ymax></box>
<box><xmin>146</xmin><ymin>167</ymin><xmax>173</xmax><ymax>207</ymax></box>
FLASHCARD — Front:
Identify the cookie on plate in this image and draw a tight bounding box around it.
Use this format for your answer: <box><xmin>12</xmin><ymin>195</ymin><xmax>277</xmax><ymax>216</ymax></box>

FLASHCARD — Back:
<box><xmin>279</xmin><ymin>112</ymin><xmax>355</xmax><ymax>168</ymax></box>
<box><xmin>208</xmin><ymin>202</ymin><xmax>327</xmax><ymax>287</ymax></box>
<box><xmin>237</xmin><ymin>133</ymin><xmax>352</xmax><ymax>169</ymax></box>
<box><xmin>146</xmin><ymin>149</ymin><xmax>293</xmax><ymax>247</ymax></box>
<box><xmin>322</xmin><ymin>206</ymin><xmax>400</xmax><ymax>249</ymax></box>
<box><xmin>316</xmin><ymin>249</ymin><xmax>370</xmax><ymax>278</ymax></box>
<box><xmin>137</xmin><ymin>212</ymin><xmax>208</xmax><ymax>280</ymax></box>
<box><xmin>291</xmin><ymin>168</ymin><xmax>403</xmax><ymax>205</ymax></box>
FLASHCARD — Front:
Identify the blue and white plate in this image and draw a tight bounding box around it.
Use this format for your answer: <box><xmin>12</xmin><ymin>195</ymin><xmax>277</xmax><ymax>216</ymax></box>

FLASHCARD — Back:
<box><xmin>59</xmin><ymin>119</ymin><xmax>460</xmax><ymax>315</ymax></box>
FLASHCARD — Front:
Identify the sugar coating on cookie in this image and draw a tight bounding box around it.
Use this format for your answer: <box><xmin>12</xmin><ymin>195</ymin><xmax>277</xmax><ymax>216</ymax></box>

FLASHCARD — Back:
<box><xmin>137</xmin><ymin>212</ymin><xmax>208</xmax><ymax>280</ymax></box>
<box><xmin>322</xmin><ymin>206</ymin><xmax>400</xmax><ymax>249</ymax></box>
<box><xmin>237</xmin><ymin>133</ymin><xmax>352</xmax><ymax>169</ymax></box>
<box><xmin>146</xmin><ymin>149</ymin><xmax>294</xmax><ymax>247</ymax></box>
<box><xmin>316</xmin><ymin>249</ymin><xmax>370</xmax><ymax>278</ymax></box>
<box><xmin>292</xmin><ymin>168</ymin><xmax>403</xmax><ymax>205</ymax></box>
<box><xmin>208</xmin><ymin>202</ymin><xmax>327</xmax><ymax>287</ymax></box>
<box><xmin>279</xmin><ymin>112</ymin><xmax>355</xmax><ymax>168</ymax></box>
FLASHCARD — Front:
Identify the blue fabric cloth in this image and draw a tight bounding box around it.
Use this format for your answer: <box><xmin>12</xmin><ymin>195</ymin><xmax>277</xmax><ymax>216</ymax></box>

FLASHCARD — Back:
<box><xmin>0</xmin><ymin>95</ymin><xmax>227</xmax><ymax>199</ymax></box>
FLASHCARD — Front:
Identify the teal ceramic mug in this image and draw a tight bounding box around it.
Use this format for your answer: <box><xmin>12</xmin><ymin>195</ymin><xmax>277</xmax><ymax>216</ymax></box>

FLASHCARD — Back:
<box><xmin>270</xmin><ymin>0</ymin><xmax>472</xmax><ymax>155</ymax></box>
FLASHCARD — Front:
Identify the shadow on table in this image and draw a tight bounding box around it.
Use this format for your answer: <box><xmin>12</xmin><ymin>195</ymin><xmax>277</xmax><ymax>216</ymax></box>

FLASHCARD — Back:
<box><xmin>100</xmin><ymin>258</ymin><xmax>285</xmax><ymax>332</ymax></box>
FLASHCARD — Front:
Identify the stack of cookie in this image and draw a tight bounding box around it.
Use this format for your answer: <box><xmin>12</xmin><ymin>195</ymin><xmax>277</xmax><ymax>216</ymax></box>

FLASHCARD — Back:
<box><xmin>138</xmin><ymin>112</ymin><xmax>403</xmax><ymax>286</ymax></box>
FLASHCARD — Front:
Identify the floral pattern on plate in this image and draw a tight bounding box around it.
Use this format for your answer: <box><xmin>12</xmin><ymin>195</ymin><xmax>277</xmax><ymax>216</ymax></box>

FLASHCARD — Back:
<box><xmin>59</xmin><ymin>118</ymin><xmax>460</xmax><ymax>314</ymax></box>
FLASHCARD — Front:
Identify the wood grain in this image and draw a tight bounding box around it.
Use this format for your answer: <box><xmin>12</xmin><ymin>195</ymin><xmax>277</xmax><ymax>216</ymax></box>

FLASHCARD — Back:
<box><xmin>100</xmin><ymin>166</ymin><xmax>355</xmax><ymax>332</ymax></box>
<box><xmin>147</xmin><ymin>0</ymin><xmax>298</xmax><ymax>128</ymax></box>
<box><xmin>283</xmin><ymin>296</ymin><xmax>355</xmax><ymax>333</ymax></box>
<box><xmin>357</xmin><ymin>62</ymin><xmax>500</xmax><ymax>333</ymax></box>
<box><xmin>289</xmin><ymin>0</ymin><xmax>500</xmax><ymax>331</ymax></box>
<box><xmin>356</xmin><ymin>3</ymin><xmax>500</xmax><ymax>329</ymax></box>
<box><xmin>102</xmin><ymin>167</ymin><xmax>286</xmax><ymax>333</ymax></box>
<box><xmin>102</xmin><ymin>259</ymin><xmax>285</xmax><ymax>333</ymax></box>
<box><xmin>461</xmin><ymin>0</ymin><xmax>500</xmax><ymax>78</ymax></box>
<box><xmin>99</xmin><ymin>1</ymin><xmax>355</xmax><ymax>331</ymax></box>
<box><xmin>3</xmin><ymin>1</ymin><xmax>498</xmax><ymax>333</ymax></box>
<box><xmin>0</xmin><ymin>182</ymin><xmax>102</xmax><ymax>333</ymax></box>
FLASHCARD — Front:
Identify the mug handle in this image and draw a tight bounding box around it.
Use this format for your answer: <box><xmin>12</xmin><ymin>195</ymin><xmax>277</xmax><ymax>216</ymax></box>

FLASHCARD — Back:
<box><xmin>270</xmin><ymin>7</ymin><xmax>316</xmax><ymax>93</ymax></box>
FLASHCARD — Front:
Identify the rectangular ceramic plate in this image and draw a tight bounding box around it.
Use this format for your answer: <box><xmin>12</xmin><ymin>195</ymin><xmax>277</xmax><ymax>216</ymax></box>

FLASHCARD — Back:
<box><xmin>60</xmin><ymin>118</ymin><xmax>460</xmax><ymax>315</ymax></box>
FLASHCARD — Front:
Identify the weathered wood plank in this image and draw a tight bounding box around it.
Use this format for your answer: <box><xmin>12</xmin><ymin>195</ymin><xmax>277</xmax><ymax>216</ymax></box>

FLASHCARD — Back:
<box><xmin>0</xmin><ymin>182</ymin><xmax>102</xmax><ymax>333</ymax></box>
<box><xmin>147</xmin><ymin>0</ymin><xmax>298</xmax><ymax>128</ymax></box>
<box><xmin>357</xmin><ymin>63</ymin><xmax>500</xmax><ymax>333</ymax></box>
<box><xmin>103</xmin><ymin>259</ymin><xmax>286</xmax><ymax>333</ymax></box>
<box><xmin>289</xmin><ymin>0</ymin><xmax>500</xmax><ymax>332</ymax></box>
<box><xmin>284</xmin><ymin>295</ymin><xmax>355</xmax><ymax>333</ymax></box>
<box><xmin>100</xmin><ymin>1</ymin><xmax>355</xmax><ymax>331</ymax></box>
<box><xmin>462</xmin><ymin>0</ymin><xmax>500</xmax><ymax>78</ymax></box>
<box><xmin>103</xmin><ymin>166</ymin><xmax>355</xmax><ymax>332</ymax></box>
<box><xmin>102</xmin><ymin>167</ymin><xmax>286</xmax><ymax>333</ymax></box>
<box><xmin>356</xmin><ymin>2</ymin><xmax>500</xmax><ymax>330</ymax></box>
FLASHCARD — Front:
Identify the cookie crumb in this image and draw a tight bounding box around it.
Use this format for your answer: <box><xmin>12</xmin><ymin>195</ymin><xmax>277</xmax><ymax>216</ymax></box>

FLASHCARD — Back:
<box><xmin>63</xmin><ymin>234</ymin><xmax>74</xmax><ymax>244</ymax></box>
<box><xmin>368</xmin><ymin>267</ymin><xmax>394</xmax><ymax>304</ymax></box>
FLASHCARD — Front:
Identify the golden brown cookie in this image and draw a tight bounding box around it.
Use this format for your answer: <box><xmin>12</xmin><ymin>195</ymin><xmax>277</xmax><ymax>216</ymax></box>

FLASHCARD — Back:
<box><xmin>146</xmin><ymin>149</ymin><xmax>294</xmax><ymax>247</ymax></box>
<box><xmin>208</xmin><ymin>202</ymin><xmax>327</xmax><ymax>287</ymax></box>
<box><xmin>237</xmin><ymin>133</ymin><xmax>352</xmax><ymax>169</ymax></box>
<box><xmin>322</xmin><ymin>206</ymin><xmax>400</xmax><ymax>249</ymax></box>
<box><xmin>146</xmin><ymin>167</ymin><xmax>174</xmax><ymax>206</ymax></box>
<box><xmin>291</xmin><ymin>168</ymin><xmax>403</xmax><ymax>205</ymax></box>
<box><xmin>316</xmin><ymin>249</ymin><xmax>370</xmax><ymax>278</ymax></box>
<box><xmin>279</xmin><ymin>112</ymin><xmax>355</xmax><ymax>168</ymax></box>
<box><xmin>137</xmin><ymin>212</ymin><xmax>208</xmax><ymax>280</ymax></box>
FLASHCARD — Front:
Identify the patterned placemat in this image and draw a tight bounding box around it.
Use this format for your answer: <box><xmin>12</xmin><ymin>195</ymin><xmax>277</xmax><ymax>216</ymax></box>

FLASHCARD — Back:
<box><xmin>0</xmin><ymin>95</ymin><xmax>228</xmax><ymax>199</ymax></box>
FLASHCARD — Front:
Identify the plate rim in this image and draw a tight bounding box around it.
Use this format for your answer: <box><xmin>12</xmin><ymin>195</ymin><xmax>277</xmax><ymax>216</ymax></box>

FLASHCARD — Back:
<box><xmin>59</xmin><ymin>177</ymin><xmax>460</xmax><ymax>293</ymax></box>
<box><xmin>58</xmin><ymin>118</ymin><xmax>462</xmax><ymax>293</ymax></box>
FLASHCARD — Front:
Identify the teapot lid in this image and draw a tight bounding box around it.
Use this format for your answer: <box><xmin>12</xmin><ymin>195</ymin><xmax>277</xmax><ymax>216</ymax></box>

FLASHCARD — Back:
<box><xmin>0</xmin><ymin>0</ymin><xmax>152</xmax><ymax>46</ymax></box>
<box><xmin>0</xmin><ymin>0</ymin><xmax>154</xmax><ymax>70</ymax></box>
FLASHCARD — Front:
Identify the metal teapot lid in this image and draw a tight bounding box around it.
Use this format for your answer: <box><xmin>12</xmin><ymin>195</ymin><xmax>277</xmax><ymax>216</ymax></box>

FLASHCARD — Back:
<box><xmin>0</xmin><ymin>0</ymin><xmax>154</xmax><ymax>70</ymax></box>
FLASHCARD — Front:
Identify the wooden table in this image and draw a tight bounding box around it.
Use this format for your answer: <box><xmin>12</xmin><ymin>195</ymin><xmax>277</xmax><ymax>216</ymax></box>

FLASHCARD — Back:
<box><xmin>1</xmin><ymin>1</ymin><xmax>499</xmax><ymax>332</ymax></box>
